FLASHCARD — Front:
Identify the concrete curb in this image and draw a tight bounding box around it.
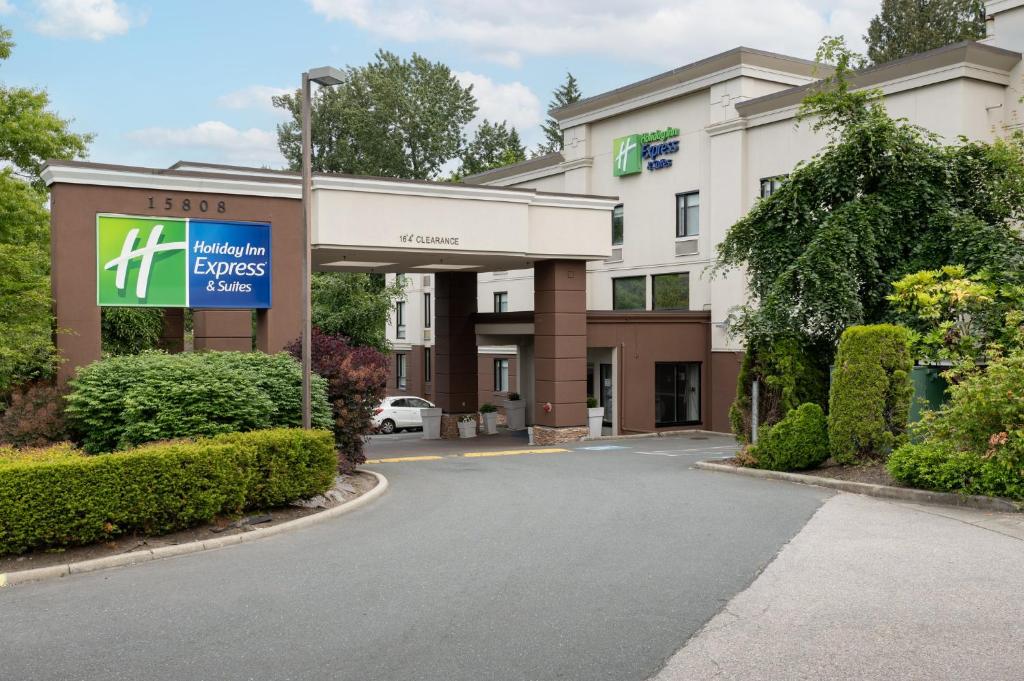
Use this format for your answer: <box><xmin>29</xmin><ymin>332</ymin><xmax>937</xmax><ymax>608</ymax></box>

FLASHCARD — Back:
<box><xmin>0</xmin><ymin>470</ymin><xmax>389</xmax><ymax>589</ymax></box>
<box><xmin>582</xmin><ymin>429</ymin><xmax>730</xmax><ymax>442</ymax></box>
<box><xmin>694</xmin><ymin>461</ymin><xmax>1022</xmax><ymax>513</ymax></box>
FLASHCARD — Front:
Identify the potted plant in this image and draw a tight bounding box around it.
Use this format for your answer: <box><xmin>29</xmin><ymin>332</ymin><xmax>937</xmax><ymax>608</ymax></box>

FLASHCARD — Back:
<box><xmin>587</xmin><ymin>397</ymin><xmax>604</xmax><ymax>438</ymax></box>
<box><xmin>457</xmin><ymin>414</ymin><xmax>477</xmax><ymax>439</ymax></box>
<box><xmin>502</xmin><ymin>392</ymin><xmax>526</xmax><ymax>431</ymax></box>
<box><xmin>479</xmin><ymin>403</ymin><xmax>499</xmax><ymax>435</ymax></box>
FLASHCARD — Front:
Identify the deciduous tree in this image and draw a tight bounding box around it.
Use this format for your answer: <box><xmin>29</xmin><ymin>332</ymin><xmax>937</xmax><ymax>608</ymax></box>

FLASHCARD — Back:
<box><xmin>865</xmin><ymin>0</ymin><xmax>986</xmax><ymax>65</ymax></box>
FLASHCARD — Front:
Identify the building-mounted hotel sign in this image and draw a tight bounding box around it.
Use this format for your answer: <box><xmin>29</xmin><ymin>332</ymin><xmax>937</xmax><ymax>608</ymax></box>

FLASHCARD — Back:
<box><xmin>96</xmin><ymin>214</ymin><xmax>272</xmax><ymax>308</ymax></box>
<box><xmin>612</xmin><ymin>127</ymin><xmax>680</xmax><ymax>176</ymax></box>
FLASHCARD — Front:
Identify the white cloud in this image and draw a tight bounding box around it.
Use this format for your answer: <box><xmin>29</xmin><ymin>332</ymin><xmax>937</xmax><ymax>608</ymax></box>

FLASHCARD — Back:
<box><xmin>34</xmin><ymin>0</ymin><xmax>137</xmax><ymax>41</ymax></box>
<box><xmin>309</xmin><ymin>0</ymin><xmax>878</xmax><ymax>67</ymax></box>
<box><xmin>0</xmin><ymin>1</ymin><xmax>14</xmax><ymax>16</ymax></box>
<box><xmin>454</xmin><ymin>71</ymin><xmax>543</xmax><ymax>132</ymax></box>
<box><xmin>216</xmin><ymin>85</ymin><xmax>292</xmax><ymax>113</ymax></box>
<box><xmin>126</xmin><ymin>121</ymin><xmax>285</xmax><ymax>167</ymax></box>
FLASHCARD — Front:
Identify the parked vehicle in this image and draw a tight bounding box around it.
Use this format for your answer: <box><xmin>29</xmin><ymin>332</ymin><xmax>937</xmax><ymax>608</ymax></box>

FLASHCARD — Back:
<box><xmin>372</xmin><ymin>396</ymin><xmax>435</xmax><ymax>434</ymax></box>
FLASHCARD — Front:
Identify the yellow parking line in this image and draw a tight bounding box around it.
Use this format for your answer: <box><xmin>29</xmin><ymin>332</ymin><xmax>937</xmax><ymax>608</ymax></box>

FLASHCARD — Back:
<box><xmin>364</xmin><ymin>455</ymin><xmax>444</xmax><ymax>464</ymax></box>
<box><xmin>462</xmin><ymin>448</ymin><xmax>568</xmax><ymax>458</ymax></box>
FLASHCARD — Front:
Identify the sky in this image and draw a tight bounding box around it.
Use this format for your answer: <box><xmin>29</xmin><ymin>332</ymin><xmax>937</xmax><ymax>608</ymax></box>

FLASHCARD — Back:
<box><xmin>0</xmin><ymin>0</ymin><xmax>881</xmax><ymax>170</ymax></box>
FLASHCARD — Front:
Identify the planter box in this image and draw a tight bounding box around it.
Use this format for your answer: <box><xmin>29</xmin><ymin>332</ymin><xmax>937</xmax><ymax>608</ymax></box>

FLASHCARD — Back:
<box><xmin>458</xmin><ymin>420</ymin><xmax>477</xmax><ymax>438</ymax></box>
<box><xmin>421</xmin><ymin>407</ymin><xmax>442</xmax><ymax>440</ymax></box>
<box><xmin>481</xmin><ymin>412</ymin><xmax>498</xmax><ymax>435</ymax></box>
<box><xmin>587</xmin><ymin>407</ymin><xmax>604</xmax><ymax>438</ymax></box>
<box><xmin>503</xmin><ymin>399</ymin><xmax>526</xmax><ymax>431</ymax></box>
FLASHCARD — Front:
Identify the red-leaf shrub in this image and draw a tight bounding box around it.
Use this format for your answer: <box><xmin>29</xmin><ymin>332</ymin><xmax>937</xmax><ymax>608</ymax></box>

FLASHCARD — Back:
<box><xmin>0</xmin><ymin>381</ymin><xmax>68</xmax><ymax>448</ymax></box>
<box><xmin>286</xmin><ymin>328</ymin><xmax>388</xmax><ymax>470</ymax></box>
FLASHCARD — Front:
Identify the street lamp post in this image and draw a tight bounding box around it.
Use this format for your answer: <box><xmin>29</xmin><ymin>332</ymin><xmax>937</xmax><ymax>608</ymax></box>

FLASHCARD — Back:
<box><xmin>301</xmin><ymin>66</ymin><xmax>346</xmax><ymax>429</ymax></box>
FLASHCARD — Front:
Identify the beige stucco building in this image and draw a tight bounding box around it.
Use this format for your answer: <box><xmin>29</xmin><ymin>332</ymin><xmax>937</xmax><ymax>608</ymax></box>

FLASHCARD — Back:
<box><xmin>385</xmin><ymin>0</ymin><xmax>1024</xmax><ymax>435</ymax></box>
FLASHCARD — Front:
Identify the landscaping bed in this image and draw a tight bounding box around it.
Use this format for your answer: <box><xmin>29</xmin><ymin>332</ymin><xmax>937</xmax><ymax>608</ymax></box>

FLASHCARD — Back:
<box><xmin>0</xmin><ymin>470</ymin><xmax>376</xmax><ymax>574</ymax></box>
<box><xmin>722</xmin><ymin>458</ymin><xmax>900</xmax><ymax>487</ymax></box>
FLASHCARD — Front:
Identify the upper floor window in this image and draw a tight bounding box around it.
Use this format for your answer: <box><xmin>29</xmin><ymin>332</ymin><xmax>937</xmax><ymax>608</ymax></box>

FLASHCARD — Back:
<box><xmin>676</xmin><ymin>192</ymin><xmax>699</xmax><ymax>238</ymax></box>
<box><xmin>652</xmin><ymin>272</ymin><xmax>690</xmax><ymax>310</ymax></box>
<box><xmin>395</xmin><ymin>301</ymin><xmax>406</xmax><ymax>339</ymax></box>
<box><xmin>423</xmin><ymin>293</ymin><xmax>431</xmax><ymax>328</ymax></box>
<box><xmin>494</xmin><ymin>291</ymin><xmax>509</xmax><ymax>313</ymax></box>
<box><xmin>612</xmin><ymin>204</ymin><xmax>624</xmax><ymax>245</ymax></box>
<box><xmin>612</xmin><ymin>276</ymin><xmax>646</xmax><ymax>310</ymax></box>
<box><xmin>760</xmin><ymin>176</ymin><xmax>786</xmax><ymax>198</ymax></box>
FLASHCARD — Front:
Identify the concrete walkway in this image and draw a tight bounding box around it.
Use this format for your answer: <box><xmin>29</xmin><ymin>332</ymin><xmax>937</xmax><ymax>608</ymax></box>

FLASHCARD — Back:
<box><xmin>652</xmin><ymin>493</ymin><xmax>1024</xmax><ymax>681</ymax></box>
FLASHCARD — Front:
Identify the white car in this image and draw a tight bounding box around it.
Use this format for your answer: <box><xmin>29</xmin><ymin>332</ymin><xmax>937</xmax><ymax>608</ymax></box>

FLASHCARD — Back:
<box><xmin>372</xmin><ymin>396</ymin><xmax>435</xmax><ymax>434</ymax></box>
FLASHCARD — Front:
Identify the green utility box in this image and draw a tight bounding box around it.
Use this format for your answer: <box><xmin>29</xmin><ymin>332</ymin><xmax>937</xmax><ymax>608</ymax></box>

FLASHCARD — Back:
<box><xmin>909</xmin><ymin>365</ymin><xmax>948</xmax><ymax>423</ymax></box>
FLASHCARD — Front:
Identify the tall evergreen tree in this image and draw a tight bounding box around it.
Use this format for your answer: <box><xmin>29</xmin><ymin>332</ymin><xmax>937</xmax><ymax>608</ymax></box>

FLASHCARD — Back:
<box><xmin>536</xmin><ymin>72</ymin><xmax>582</xmax><ymax>155</ymax></box>
<box><xmin>865</xmin><ymin>0</ymin><xmax>986</xmax><ymax>65</ymax></box>
<box><xmin>454</xmin><ymin>119</ymin><xmax>526</xmax><ymax>179</ymax></box>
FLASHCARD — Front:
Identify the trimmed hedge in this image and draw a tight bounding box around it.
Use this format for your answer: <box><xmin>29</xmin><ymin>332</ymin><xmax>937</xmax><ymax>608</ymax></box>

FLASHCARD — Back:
<box><xmin>828</xmin><ymin>324</ymin><xmax>913</xmax><ymax>463</ymax></box>
<box><xmin>0</xmin><ymin>428</ymin><xmax>336</xmax><ymax>555</ymax></box>
<box><xmin>751</xmin><ymin>402</ymin><xmax>830</xmax><ymax>471</ymax></box>
<box><xmin>65</xmin><ymin>351</ymin><xmax>332</xmax><ymax>453</ymax></box>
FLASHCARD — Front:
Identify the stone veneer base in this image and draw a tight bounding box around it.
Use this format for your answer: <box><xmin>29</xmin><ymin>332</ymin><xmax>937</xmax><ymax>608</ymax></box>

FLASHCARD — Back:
<box><xmin>532</xmin><ymin>425</ymin><xmax>590</xmax><ymax>445</ymax></box>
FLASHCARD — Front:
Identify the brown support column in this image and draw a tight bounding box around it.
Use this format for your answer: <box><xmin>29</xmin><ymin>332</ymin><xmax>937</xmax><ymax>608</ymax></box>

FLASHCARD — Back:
<box><xmin>433</xmin><ymin>272</ymin><xmax>478</xmax><ymax>418</ymax></box>
<box><xmin>533</xmin><ymin>260</ymin><xmax>588</xmax><ymax>444</ymax></box>
<box><xmin>193</xmin><ymin>310</ymin><xmax>252</xmax><ymax>351</ymax></box>
<box><xmin>157</xmin><ymin>308</ymin><xmax>185</xmax><ymax>353</ymax></box>
<box><xmin>51</xmin><ymin>184</ymin><xmax>101</xmax><ymax>384</ymax></box>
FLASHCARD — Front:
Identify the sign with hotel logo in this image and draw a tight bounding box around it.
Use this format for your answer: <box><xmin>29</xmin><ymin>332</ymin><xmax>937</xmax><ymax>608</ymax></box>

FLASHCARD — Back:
<box><xmin>613</xmin><ymin>127</ymin><xmax>680</xmax><ymax>176</ymax></box>
<box><xmin>96</xmin><ymin>214</ymin><xmax>272</xmax><ymax>308</ymax></box>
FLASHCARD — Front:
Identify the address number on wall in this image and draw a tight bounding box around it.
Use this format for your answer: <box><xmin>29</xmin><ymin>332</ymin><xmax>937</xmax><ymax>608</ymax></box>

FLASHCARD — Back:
<box><xmin>146</xmin><ymin>196</ymin><xmax>227</xmax><ymax>214</ymax></box>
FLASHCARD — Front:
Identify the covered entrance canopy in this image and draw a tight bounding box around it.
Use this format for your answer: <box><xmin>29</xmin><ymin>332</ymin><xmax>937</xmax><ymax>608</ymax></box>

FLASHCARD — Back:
<box><xmin>43</xmin><ymin>159</ymin><xmax>616</xmax><ymax>441</ymax></box>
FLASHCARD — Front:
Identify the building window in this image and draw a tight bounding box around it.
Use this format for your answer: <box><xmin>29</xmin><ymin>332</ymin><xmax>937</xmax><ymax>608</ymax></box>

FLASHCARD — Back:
<box><xmin>612</xmin><ymin>276</ymin><xmax>646</xmax><ymax>310</ymax></box>
<box><xmin>424</xmin><ymin>347</ymin><xmax>431</xmax><ymax>383</ymax></box>
<box><xmin>612</xmin><ymin>204</ymin><xmax>624</xmax><ymax>245</ymax></box>
<box><xmin>676</xmin><ymin>192</ymin><xmax>699</xmax><ymax>237</ymax></box>
<box><xmin>395</xmin><ymin>272</ymin><xmax>406</xmax><ymax>286</ymax></box>
<box><xmin>760</xmin><ymin>176</ymin><xmax>786</xmax><ymax>198</ymax></box>
<box><xmin>396</xmin><ymin>353</ymin><xmax>407</xmax><ymax>390</ymax></box>
<box><xmin>395</xmin><ymin>301</ymin><xmax>406</xmax><ymax>339</ymax></box>
<box><xmin>423</xmin><ymin>292</ymin><xmax>431</xmax><ymax>328</ymax></box>
<box><xmin>655</xmin><ymin>362</ymin><xmax>701</xmax><ymax>426</ymax></box>
<box><xmin>494</xmin><ymin>358</ymin><xmax>509</xmax><ymax>392</ymax></box>
<box><xmin>494</xmin><ymin>291</ymin><xmax>509</xmax><ymax>313</ymax></box>
<box><xmin>652</xmin><ymin>272</ymin><xmax>690</xmax><ymax>310</ymax></box>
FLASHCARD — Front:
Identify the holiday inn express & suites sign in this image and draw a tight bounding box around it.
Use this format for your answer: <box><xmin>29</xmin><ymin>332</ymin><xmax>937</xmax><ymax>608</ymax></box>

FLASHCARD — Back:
<box><xmin>612</xmin><ymin>127</ymin><xmax>680</xmax><ymax>176</ymax></box>
<box><xmin>96</xmin><ymin>214</ymin><xmax>272</xmax><ymax>308</ymax></box>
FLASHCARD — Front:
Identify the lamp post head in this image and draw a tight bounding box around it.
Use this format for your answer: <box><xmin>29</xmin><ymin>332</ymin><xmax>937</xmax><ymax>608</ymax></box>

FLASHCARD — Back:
<box><xmin>307</xmin><ymin>66</ymin><xmax>346</xmax><ymax>86</ymax></box>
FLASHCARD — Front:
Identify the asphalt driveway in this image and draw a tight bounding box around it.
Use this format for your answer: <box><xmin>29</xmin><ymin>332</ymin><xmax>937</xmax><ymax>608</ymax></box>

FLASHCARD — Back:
<box><xmin>3</xmin><ymin>433</ymin><xmax>833</xmax><ymax>681</ymax></box>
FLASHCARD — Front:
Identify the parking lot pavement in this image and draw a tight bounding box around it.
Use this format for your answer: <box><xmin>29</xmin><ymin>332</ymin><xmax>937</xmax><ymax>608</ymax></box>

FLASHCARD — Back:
<box><xmin>652</xmin><ymin>492</ymin><xmax>1024</xmax><ymax>681</ymax></box>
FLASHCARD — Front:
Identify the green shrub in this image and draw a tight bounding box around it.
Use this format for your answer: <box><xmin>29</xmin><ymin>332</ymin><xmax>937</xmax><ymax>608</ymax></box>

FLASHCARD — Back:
<box><xmin>101</xmin><ymin>308</ymin><xmax>164</xmax><ymax>356</ymax></box>
<box><xmin>828</xmin><ymin>324</ymin><xmax>913</xmax><ymax>463</ymax></box>
<box><xmin>750</xmin><ymin>403</ymin><xmax>830</xmax><ymax>471</ymax></box>
<box><xmin>887</xmin><ymin>439</ymin><xmax>1024</xmax><ymax>501</ymax></box>
<box><xmin>65</xmin><ymin>351</ymin><xmax>331</xmax><ymax>453</ymax></box>
<box><xmin>0</xmin><ymin>428</ymin><xmax>336</xmax><ymax>555</ymax></box>
<box><xmin>730</xmin><ymin>338</ymin><xmax>829</xmax><ymax>443</ymax></box>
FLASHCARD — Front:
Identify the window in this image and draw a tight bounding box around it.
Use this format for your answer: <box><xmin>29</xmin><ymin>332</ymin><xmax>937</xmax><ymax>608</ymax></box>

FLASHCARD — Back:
<box><xmin>494</xmin><ymin>291</ymin><xmax>509</xmax><ymax>313</ymax></box>
<box><xmin>676</xmin><ymin>192</ymin><xmax>699</xmax><ymax>237</ymax></box>
<box><xmin>654</xmin><ymin>362</ymin><xmax>701</xmax><ymax>426</ymax></box>
<box><xmin>760</xmin><ymin>176</ymin><xmax>786</xmax><ymax>198</ymax></box>
<box><xmin>424</xmin><ymin>347</ymin><xmax>431</xmax><ymax>383</ymax></box>
<box><xmin>612</xmin><ymin>204</ymin><xmax>624</xmax><ymax>245</ymax></box>
<box><xmin>395</xmin><ymin>301</ymin><xmax>406</xmax><ymax>339</ymax></box>
<box><xmin>612</xmin><ymin>276</ymin><xmax>646</xmax><ymax>310</ymax></box>
<box><xmin>396</xmin><ymin>354</ymin><xmax>407</xmax><ymax>390</ymax></box>
<box><xmin>423</xmin><ymin>293</ymin><xmax>431</xmax><ymax>328</ymax></box>
<box><xmin>395</xmin><ymin>272</ymin><xmax>406</xmax><ymax>286</ymax></box>
<box><xmin>494</xmin><ymin>358</ymin><xmax>509</xmax><ymax>392</ymax></box>
<box><xmin>652</xmin><ymin>272</ymin><xmax>690</xmax><ymax>310</ymax></box>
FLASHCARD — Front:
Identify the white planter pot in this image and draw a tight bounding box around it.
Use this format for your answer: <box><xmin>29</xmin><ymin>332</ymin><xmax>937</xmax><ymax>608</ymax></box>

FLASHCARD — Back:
<box><xmin>588</xmin><ymin>407</ymin><xmax>605</xmax><ymax>438</ymax></box>
<box><xmin>458</xmin><ymin>420</ymin><xmax>477</xmax><ymax>438</ymax></box>
<box><xmin>503</xmin><ymin>400</ymin><xmax>526</xmax><ymax>431</ymax></box>
<box><xmin>421</xmin><ymin>407</ymin><xmax>442</xmax><ymax>440</ymax></box>
<box><xmin>481</xmin><ymin>412</ymin><xmax>498</xmax><ymax>435</ymax></box>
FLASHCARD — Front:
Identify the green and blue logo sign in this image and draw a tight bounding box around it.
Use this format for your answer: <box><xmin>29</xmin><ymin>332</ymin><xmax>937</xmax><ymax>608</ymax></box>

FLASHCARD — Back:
<box><xmin>612</xmin><ymin>127</ymin><xmax>680</xmax><ymax>176</ymax></box>
<box><xmin>97</xmin><ymin>214</ymin><xmax>272</xmax><ymax>309</ymax></box>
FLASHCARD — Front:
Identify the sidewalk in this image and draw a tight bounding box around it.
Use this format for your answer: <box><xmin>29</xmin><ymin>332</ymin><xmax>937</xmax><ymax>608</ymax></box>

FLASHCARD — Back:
<box><xmin>652</xmin><ymin>493</ymin><xmax>1024</xmax><ymax>680</ymax></box>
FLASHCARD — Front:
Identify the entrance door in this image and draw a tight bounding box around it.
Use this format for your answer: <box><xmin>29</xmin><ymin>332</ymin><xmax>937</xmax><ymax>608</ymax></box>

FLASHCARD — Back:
<box><xmin>600</xmin><ymin>363</ymin><xmax>613</xmax><ymax>426</ymax></box>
